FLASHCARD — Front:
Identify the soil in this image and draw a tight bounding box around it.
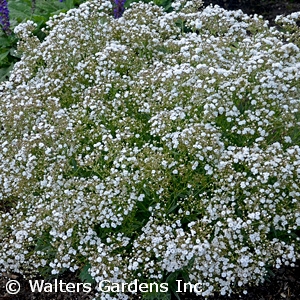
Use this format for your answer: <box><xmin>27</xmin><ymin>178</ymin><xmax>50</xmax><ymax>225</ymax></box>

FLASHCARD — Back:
<box><xmin>202</xmin><ymin>0</ymin><xmax>300</xmax><ymax>27</ymax></box>
<box><xmin>1</xmin><ymin>0</ymin><xmax>300</xmax><ymax>299</ymax></box>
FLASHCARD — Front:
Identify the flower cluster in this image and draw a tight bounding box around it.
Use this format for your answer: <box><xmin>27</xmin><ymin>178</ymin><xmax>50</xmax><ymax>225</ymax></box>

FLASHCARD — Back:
<box><xmin>113</xmin><ymin>0</ymin><xmax>126</xmax><ymax>19</ymax></box>
<box><xmin>0</xmin><ymin>0</ymin><xmax>11</xmax><ymax>35</ymax></box>
<box><xmin>0</xmin><ymin>0</ymin><xmax>300</xmax><ymax>299</ymax></box>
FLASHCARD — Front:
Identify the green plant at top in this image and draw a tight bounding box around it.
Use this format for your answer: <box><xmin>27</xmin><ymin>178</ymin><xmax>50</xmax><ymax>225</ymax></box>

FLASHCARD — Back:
<box><xmin>0</xmin><ymin>0</ymin><xmax>178</xmax><ymax>83</ymax></box>
<box><xmin>0</xmin><ymin>0</ymin><xmax>300</xmax><ymax>299</ymax></box>
<box><xmin>0</xmin><ymin>0</ymin><xmax>86</xmax><ymax>82</ymax></box>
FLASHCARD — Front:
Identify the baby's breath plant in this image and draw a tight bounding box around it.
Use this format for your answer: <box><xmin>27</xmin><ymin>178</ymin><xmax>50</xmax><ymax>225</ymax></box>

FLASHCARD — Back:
<box><xmin>0</xmin><ymin>0</ymin><xmax>300</xmax><ymax>299</ymax></box>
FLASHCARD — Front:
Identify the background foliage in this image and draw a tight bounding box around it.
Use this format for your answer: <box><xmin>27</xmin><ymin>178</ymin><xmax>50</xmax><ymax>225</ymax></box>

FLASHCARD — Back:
<box><xmin>0</xmin><ymin>0</ymin><xmax>88</xmax><ymax>81</ymax></box>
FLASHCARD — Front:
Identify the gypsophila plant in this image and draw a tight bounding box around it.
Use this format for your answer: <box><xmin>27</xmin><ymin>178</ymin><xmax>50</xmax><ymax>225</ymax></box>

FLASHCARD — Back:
<box><xmin>0</xmin><ymin>0</ymin><xmax>300</xmax><ymax>299</ymax></box>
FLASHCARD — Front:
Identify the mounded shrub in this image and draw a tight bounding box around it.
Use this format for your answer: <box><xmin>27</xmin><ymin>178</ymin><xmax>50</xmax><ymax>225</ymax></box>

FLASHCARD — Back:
<box><xmin>0</xmin><ymin>0</ymin><xmax>300</xmax><ymax>299</ymax></box>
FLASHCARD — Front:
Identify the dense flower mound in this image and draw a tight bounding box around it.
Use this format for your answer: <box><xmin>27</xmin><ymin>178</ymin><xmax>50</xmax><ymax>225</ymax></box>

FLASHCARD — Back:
<box><xmin>1</xmin><ymin>0</ymin><xmax>300</xmax><ymax>298</ymax></box>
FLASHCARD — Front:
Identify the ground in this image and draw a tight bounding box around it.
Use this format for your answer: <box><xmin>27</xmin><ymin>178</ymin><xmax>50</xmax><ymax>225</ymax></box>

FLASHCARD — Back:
<box><xmin>1</xmin><ymin>0</ymin><xmax>300</xmax><ymax>299</ymax></box>
<box><xmin>202</xmin><ymin>0</ymin><xmax>300</xmax><ymax>26</ymax></box>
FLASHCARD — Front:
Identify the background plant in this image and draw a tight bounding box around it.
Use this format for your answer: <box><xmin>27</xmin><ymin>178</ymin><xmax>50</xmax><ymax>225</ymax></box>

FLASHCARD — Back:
<box><xmin>0</xmin><ymin>0</ymin><xmax>87</xmax><ymax>82</ymax></box>
<box><xmin>0</xmin><ymin>0</ymin><xmax>300</xmax><ymax>299</ymax></box>
<box><xmin>0</xmin><ymin>0</ymin><xmax>175</xmax><ymax>82</ymax></box>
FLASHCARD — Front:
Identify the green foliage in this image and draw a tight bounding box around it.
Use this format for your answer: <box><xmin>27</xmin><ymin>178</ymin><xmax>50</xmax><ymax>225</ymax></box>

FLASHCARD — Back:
<box><xmin>0</xmin><ymin>33</ymin><xmax>18</xmax><ymax>81</ymax></box>
<box><xmin>125</xmin><ymin>0</ymin><xmax>173</xmax><ymax>11</ymax></box>
<box><xmin>79</xmin><ymin>264</ymin><xmax>95</xmax><ymax>284</ymax></box>
<box><xmin>0</xmin><ymin>0</ymin><xmax>86</xmax><ymax>82</ymax></box>
<box><xmin>0</xmin><ymin>0</ymin><xmax>175</xmax><ymax>82</ymax></box>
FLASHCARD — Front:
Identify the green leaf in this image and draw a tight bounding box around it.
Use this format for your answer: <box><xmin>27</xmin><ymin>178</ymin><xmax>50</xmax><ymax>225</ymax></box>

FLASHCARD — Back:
<box><xmin>0</xmin><ymin>51</ymin><xmax>9</xmax><ymax>61</ymax></box>
<box><xmin>0</xmin><ymin>64</ymin><xmax>14</xmax><ymax>82</ymax></box>
<box><xmin>167</xmin><ymin>202</ymin><xmax>178</xmax><ymax>214</ymax></box>
<box><xmin>0</xmin><ymin>36</ymin><xmax>12</xmax><ymax>48</ymax></box>
<box><xmin>79</xmin><ymin>264</ymin><xmax>95</xmax><ymax>284</ymax></box>
<box><xmin>31</xmin><ymin>14</ymin><xmax>47</xmax><ymax>25</ymax></box>
<box><xmin>65</xmin><ymin>0</ymin><xmax>76</xmax><ymax>10</ymax></box>
<box><xmin>8</xmin><ymin>0</ymin><xmax>32</xmax><ymax>23</ymax></box>
<box><xmin>9</xmin><ymin>47</ymin><xmax>20</xmax><ymax>58</ymax></box>
<box><xmin>34</xmin><ymin>0</ymin><xmax>65</xmax><ymax>16</ymax></box>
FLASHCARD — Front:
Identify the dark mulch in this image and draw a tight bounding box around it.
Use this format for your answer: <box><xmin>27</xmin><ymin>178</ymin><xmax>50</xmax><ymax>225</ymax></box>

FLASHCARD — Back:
<box><xmin>178</xmin><ymin>261</ymin><xmax>300</xmax><ymax>300</ymax></box>
<box><xmin>202</xmin><ymin>0</ymin><xmax>300</xmax><ymax>27</ymax></box>
<box><xmin>1</xmin><ymin>1</ymin><xmax>300</xmax><ymax>299</ymax></box>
